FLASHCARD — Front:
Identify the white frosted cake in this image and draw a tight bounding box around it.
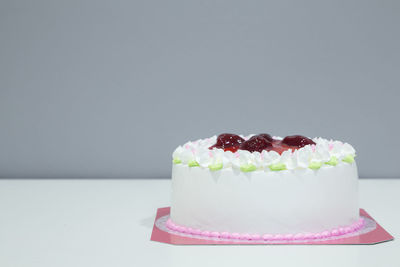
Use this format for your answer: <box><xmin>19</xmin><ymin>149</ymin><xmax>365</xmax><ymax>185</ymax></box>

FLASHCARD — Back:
<box><xmin>168</xmin><ymin>134</ymin><xmax>362</xmax><ymax>241</ymax></box>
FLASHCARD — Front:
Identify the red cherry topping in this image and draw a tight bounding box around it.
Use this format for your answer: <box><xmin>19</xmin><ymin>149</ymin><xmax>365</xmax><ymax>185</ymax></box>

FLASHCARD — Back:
<box><xmin>281</xmin><ymin>135</ymin><xmax>316</xmax><ymax>148</ymax></box>
<box><xmin>239</xmin><ymin>136</ymin><xmax>273</xmax><ymax>153</ymax></box>
<box><xmin>257</xmin><ymin>133</ymin><xmax>273</xmax><ymax>142</ymax></box>
<box><xmin>209</xmin><ymin>133</ymin><xmax>245</xmax><ymax>152</ymax></box>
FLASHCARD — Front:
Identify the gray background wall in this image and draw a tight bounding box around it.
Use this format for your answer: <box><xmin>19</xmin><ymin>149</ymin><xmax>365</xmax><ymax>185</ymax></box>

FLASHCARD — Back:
<box><xmin>0</xmin><ymin>0</ymin><xmax>399</xmax><ymax>178</ymax></box>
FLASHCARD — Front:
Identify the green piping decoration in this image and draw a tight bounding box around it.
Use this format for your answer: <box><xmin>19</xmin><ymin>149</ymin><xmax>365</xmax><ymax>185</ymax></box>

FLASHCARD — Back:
<box><xmin>309</xmin><ymin>161</ymin><xmax>323</xmax><ymax>170</ymax></box>
<box><xmin>208</xmin><ymin>162</ymin><xmax>223</xmax><ymax>171</ymax></box>
<box><xmin>188</xmin><ymin>160</ymin><xmax>200</xmax><ymax>167</ymax></box>
<box><xmin>325</xmin><ymin>156</ymin><xmax>338</xmax><ymax>166</ymax></box>
<box><xmin>173</xmin><ymin>158</ymin><xmax>182</xmax><ymax>164</ymax></box>
<box><xmin>342</xmin><ymin>155</ymin><xmax>355</xmax><ymax>163</ymax></box>
<box><xmin>269</xmin><ymin>163</ymin><xmax>286</xmax><ymax>171</ymax></box>
<box><xmin>240</xmin><ymin>164</ymin><xmax>257</xmax><ymax>172</ymax></box>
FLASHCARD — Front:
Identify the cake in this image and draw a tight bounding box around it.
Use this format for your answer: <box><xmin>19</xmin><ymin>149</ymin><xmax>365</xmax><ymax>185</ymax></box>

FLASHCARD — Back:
<box><xmin>168</xmin><ymin>133</ymin><xmax>362</xmax><ymax>241</ymax></box>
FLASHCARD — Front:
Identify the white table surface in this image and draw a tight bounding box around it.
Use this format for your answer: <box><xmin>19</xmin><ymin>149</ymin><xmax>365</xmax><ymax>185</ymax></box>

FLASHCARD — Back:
<box><xmin>0</xmin><ymin>178</ymin><xmax>398</xmax><ymax>267</ymax></box>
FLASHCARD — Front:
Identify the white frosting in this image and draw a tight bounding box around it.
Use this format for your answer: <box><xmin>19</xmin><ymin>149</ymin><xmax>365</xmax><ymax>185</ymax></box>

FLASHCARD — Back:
<box><xmin>171</xmin><ymin>162</ymin><xmax>359</xmax><ymax>234</ymax></box>
<box><xmin>172</xmin><ymin>136</ymin><xmax>356</xmax><ymax>171</ymax></box>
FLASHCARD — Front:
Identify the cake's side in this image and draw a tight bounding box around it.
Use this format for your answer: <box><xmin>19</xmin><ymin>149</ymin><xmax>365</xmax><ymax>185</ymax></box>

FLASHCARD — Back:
<box><xmin>170</xmin><ymin>162</ymin><xmax>359</xmax><ymax>235</ymax></box>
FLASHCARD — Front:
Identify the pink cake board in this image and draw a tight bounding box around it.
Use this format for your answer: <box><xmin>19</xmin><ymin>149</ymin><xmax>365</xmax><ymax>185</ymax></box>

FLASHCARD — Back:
<box><xmin>151</xmin><ymin>207</ymin><xmax>393</xmax><ymax>245</ymax></box>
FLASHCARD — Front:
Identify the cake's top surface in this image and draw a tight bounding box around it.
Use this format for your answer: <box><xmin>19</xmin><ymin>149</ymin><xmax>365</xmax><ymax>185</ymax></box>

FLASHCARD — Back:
<box><xmin>172</xmin><ymin>133</ymin><xmax>356</xmax><ymax>172</ymax></box>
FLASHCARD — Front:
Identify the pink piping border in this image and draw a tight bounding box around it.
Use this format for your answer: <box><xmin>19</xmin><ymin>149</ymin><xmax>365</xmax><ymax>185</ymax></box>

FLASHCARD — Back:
<box><xmin>166</xmin><ymin>217</ymin><xmax>365</xmax><ymax>241</ymax></box>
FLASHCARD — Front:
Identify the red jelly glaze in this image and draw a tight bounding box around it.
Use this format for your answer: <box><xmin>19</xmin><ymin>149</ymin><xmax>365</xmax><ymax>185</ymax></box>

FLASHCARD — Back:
<box><xmin>270</xmin><ymin>140</ymin><xmax>296</xmax><ymax>154</ymax></box>
<box><xmin>209</xmin><ymin>133</ymin><xmax>245</xmax><ymax>152</ymax></box>
<box><xmin>239</xmin><ymin>135</ymin><xmax>273</xmax><ymax>153</ymax></box>
<box><xmin>281</xmin><ymin>135</ymin><xmax>316</xmax><ymax>148</ymax></box>
<box><xmin>223</xmin><ymin>146</ymin><xmax>240</xmax><ymax>153</ymax></box>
